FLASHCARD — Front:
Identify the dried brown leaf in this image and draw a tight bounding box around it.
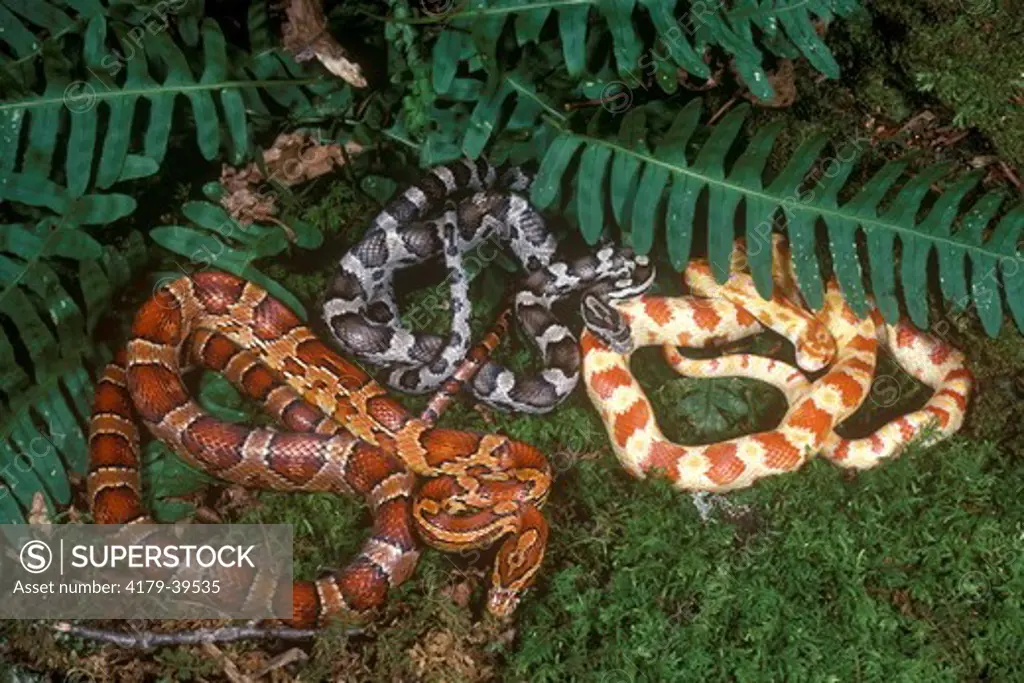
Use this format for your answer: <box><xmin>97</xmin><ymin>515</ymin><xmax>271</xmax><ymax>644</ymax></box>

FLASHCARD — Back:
<box><xmin>219</xmin><ymin>132</ymin><xmax>362</xmax><ymax>226</ymax></box>
<box><xmin>281</xmin><ymin>0</ymin><xmax>367</xmax><ymax>87</ymax></box>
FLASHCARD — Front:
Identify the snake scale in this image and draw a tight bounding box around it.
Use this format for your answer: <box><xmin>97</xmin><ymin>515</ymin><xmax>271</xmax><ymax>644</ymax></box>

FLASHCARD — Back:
<box><xmin>88</xmin><ymin>271</ymin><xmax>550</xmax><ymax>627</ymax></box>
<box><xmin>85</xmin><ymin>157</ymin><xmax>974</xmax><ymax>636</ymax></box>
<box><xmin>321</xmin><ymin>157</ymin><xmax>655</xmax><ymax>414</ymax></box>
<box><xmin>86</xmin><ymin>158</ymin><xmax>653</xmax><ymax>631</ymax></box>
<box><xmin>582</xmin><ymin>236</ymin><xmax>973</xmax><ymax>490</ymax></box>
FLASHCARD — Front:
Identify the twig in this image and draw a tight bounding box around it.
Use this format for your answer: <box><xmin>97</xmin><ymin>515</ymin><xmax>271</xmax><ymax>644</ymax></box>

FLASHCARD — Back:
<box><xmin>938</xmin><ymin>130</ymin><xmax>970</xmax><ymax>148</ymax></box>
<box><xmin>707</xmin><ymin>95</ymin><xmax>739</xmax><ymax>125</ymax></box>
<box><xmin>202</xmin><ymin>643</ymin><xmax>250</xmax><ymax>683</ymax></box>
<box><xmin>998</xmin><ymin>160</ymin><xmax>1022</xmax><ymax>191</ymax></box>
<box><xmin>253</xmin><ymin>647</ymin><xmax>309</xmax><ymax>679</ymax></box>
<box><xmin>53</xmin><ymin>621</ymin><xmax>350</xmax><ymax>648</ymax></box>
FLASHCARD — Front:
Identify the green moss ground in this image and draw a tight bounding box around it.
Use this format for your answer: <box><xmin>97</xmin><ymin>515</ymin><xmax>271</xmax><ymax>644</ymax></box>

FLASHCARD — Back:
<box><xmin>259</xmin><ymin>8</ymin><xmax>1024</xmax><ymax>676</ymax></box>
<box><xmin>3</xmin><ymin>2</ymin><xmax>1023</xmax><ymax>680</ymax></box>
<box><xmin>231</xmin><ymin>163</ymin><xmax>1024</xmax><ymax>681</ymax></box>
<box><xmin>213</xmin><ymin>293</ymin><xmax>1024</xmax><ymax>681</ymax></box>
<box><xmin>843</xmin><ymin>0</ymin><xmax>1023</xmax><ymax>167</ymax></box>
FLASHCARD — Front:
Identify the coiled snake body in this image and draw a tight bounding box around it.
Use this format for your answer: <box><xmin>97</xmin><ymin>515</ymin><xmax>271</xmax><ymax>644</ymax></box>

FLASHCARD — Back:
<box><xmin>582</xmin><ymin>237</ymin><xmax>973</xmax><ymax>490</ymax></box>
<box><xmin>321</xmin><ymin>158</ymin><xmax>655</xmax><ymax>413</ymax></box>
<box><xmin>88</xmin><ymin>271</ymin><xmax>551</xmax><ymax>627</ymax></box>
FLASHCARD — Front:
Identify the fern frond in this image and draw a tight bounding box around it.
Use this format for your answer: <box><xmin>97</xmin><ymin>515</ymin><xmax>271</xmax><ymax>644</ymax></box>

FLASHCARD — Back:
<box><xmin>0</xmin><ymin>0</ymin><xmax>114</xmax><ymax>90</ymax></box>
<box><xmin>430</xmin><ymin>0</ymin><xmax>863</xmax><ymax>102</ymax></box>
<box><xmin>389</xmin><ymin>38</ymin><xmax>569</xmax><ymax>164</ymax></box>
<box><xmin>0</xmin><ymin>223</ymin><xmax>145</xmax><ymax>522</ymax></box>
<box><xmin>0</xmin><ymin>171</ymin><xmax>136</xmax><ymax>223</ymax></box>
<box><xmin>532</xmin><ymin>102</ymin><xmax>1024</xmax><ymax>336</ymax></box>
<box><xmin>150</xmin><ymin>200</ymin><xmax>322</xmax><ymax>319</ymax></box>
<box><xmin>1</xmin><ymin>12</ymin><xmax>350</xmax><ymax>224</ymax></box>
<box><xmin>453</xmin><ymin>68</ymin><xmax>564</xmax><ymax>161</ymax></box>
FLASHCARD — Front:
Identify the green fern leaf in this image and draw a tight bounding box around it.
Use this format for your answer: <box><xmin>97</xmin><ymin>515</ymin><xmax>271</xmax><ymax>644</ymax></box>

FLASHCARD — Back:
<box><xmin>429</xmin><ymin>0</ymin><xmax>862</xmax><ymax>102</ymax></box>
<box><xmin>150</xmin><ymin>201</ymin><xmax>320</xmax><ymax>319</ymax></box>
<box><xmin>0</xmin><ymin>225</ymin><xmax>145</xmax><ymax>523</ymax></box>
<box><xmin>0</xmin><ymin>172</ymin><xmax>136</xmax><ymax>223</ymax></box>
<box><xmin>534</xmin><ymin>103</ymin><xmax>1024</xmax><ymax>336</ymax></box>
<box><xmin>0</xmin><ymin>0</ymin><xmax>105</xmax><ymax>91</ymax></box>
<box><xmin>1</xmin><ymin>8</ymin><xmax>348</xmax><ymax>227</ymax></box>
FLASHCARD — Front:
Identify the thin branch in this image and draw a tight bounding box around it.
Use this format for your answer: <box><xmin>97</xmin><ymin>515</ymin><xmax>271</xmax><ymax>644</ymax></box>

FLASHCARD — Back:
<box><xmin>53</xmin><ymin>621</ymin><xmax>359</xmax><ymax>648</ymax></box>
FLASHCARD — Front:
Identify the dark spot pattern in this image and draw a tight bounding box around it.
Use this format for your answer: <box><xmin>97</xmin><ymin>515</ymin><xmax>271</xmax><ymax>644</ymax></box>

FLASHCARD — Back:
<box><xmin>321</xmin><ymin>159</ymin><xmax>656</xmax><ymax>413</ymax></box>
<box><xmin>327</xmin><ymin>271</ymin><xmax>365</xmax><ymax>301</ymax></box>
<box><xmin>352</xmin><ymin>230</ymin><xmax>390</xmax><ymax>268</ymax></box>
<box><xmin>330</xmin><ymin>315</ymin><xmax>395</xmax><ymax>356</ymax></box>
<box><xmin>418</xmin><ymin>172</ymin><xmax>447</xmax><ymax>201</ymax></box>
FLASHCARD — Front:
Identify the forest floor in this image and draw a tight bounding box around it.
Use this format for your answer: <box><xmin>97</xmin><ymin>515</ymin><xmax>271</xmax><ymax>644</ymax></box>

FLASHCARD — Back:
<box><xmin>2</xmin><ymin>1</ymin><xmax>1023</xmax><ymax>681</ymax></box>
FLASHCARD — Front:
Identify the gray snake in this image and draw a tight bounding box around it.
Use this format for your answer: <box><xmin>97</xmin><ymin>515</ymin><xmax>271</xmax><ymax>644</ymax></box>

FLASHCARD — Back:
<box><xmin>321</xmin><ymin>158</ymin><xmax>654</xmax><ymax>413</ymax></box>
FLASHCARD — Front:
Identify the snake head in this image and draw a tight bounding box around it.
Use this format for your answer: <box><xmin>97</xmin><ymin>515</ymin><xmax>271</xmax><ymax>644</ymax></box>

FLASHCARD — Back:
<box><xmin>794</xmin><ymin>323</ymin><xmax>837</xmax><ymax>372</ymax></box>
<box><xmin>581</xmin><ymin>294</ymin><xmax>633</xmax><ymax>354</ymax></box>
<box><xmin>486</xmin><ymin>587</ymin><xmax>522</xmax><ymax>619</ymax></box>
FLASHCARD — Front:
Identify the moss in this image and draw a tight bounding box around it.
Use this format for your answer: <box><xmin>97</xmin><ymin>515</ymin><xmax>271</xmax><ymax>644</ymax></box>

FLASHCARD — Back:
<box><xmin>750</xmin><ymin>0</ymin><xmax>1022</xmax><ymax>169</ymax></box>
<box><xmin>856</xmin><ymin>68</ymin><xmax>914</xmax><ymax>122</ymax></box>
<box><xmin>507</xmin><ymin>436</ymin><xmax>1024</xmax><ymax>682</ymax></box>
<box><xmin>948</xmin><ymin>322</ymin><xmax>1024</xmax><ymax>447</ymax></box>
<box><xmin>9</xmin><ymin>5</ymin><xmax>1021</xmax><ymax>680</ymax></box>
<box><xmin>289</xmin><ymin>174</ymin><xmax>379</xmax><ymax>242</ymax></box>
<box><xmin>153</xmin><ymin>648</ymin><xmax>221</xmax><ymax>681</ymax></box>
<box><xmin>234</xmin><ymin>491</ymin><xmax>367</xmax><ymax>578</ymax></box>
<box><xmin>867</xmin><ymin>0</ymin><xmax>1024</xmax><ymax>166</ymax></box>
